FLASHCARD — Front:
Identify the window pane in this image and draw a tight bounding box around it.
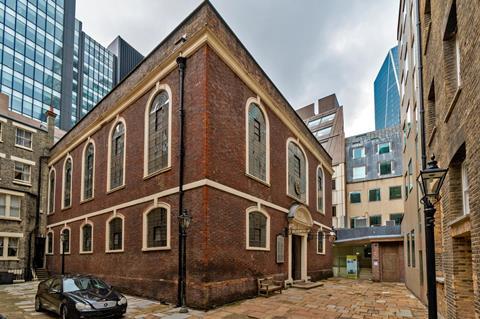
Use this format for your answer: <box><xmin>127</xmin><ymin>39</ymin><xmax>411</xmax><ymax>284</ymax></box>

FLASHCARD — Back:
<box><xmin>0</xmin><ymin>195</ymin><xmax>6</xmax><ymax>216</ymax></box>
<box><xmin>352</xmin><ymin>147</ymin><xmax>365</xmax><ymax>159</ymax></box>
<box><xmin>389</xmin><ymin>186</ymin><xmax>402</xmax><ymax>200</ymax></box>
<box><xmin>369</xmin><ymin>189</ymin><xmax>381</xmax><ymax>201</ymax></box>
<box><xmin>10</xmin><ymin>196</ymin><xmax>21</xmax><ymax>218</ymax></box>
<box><xmin>109</xmin><ymin>218</ymin><xmax>123</xmax><ymax>250</ymax></box>
<box><xmin>249</xmin><ymin>212</ymin><xmax>266</xmax><ymax>248</ymax></box>
<box><xmin>62</xmin><ymin>229</ymin><xmax>70</xmax><ymax>253</ymax></box>
<box><xmin>288</xmin><ymin>142</ymin><xmax>306</xmax><ymax>201</ymax></box>
<box><xmin>148</xmin><ymin>92</ymin><xmax>169</xmax><ymax>174</ymax></box>
<box><xmin>7</xmin><ymin>238</ymin><xmax>18</xmax><ymax>257</ymax></box>
<box><xmin>369</xmin><ymin>215</ymin><xmax>382</xmax><ymax>226</ymax></box>
<box><xmin>390</xmin><ymin>213</ymin><xmax>404</xmax><ymax>225</ymax></box>
<box><xmin>147</xmin><ymin>208</ymin><xmax>167</xmax><ymax>248</ymax></box>
<box><xmin>378</xmin><ymin>143</ymin><xmax>390</xmax><ymax>154</ymax></box>
<box><xmin>82</xmin><ymin>225</ymin><xmax>92</xmax><ymax>252</ymax></box>
<box><xmin>380</xmin><ymin>161</ymin><xmax>392</xmax><ymax>175</ymax></box>
<box><xmin>248</xmin><ymin>103</ymin><xmax>267</xmax><ymax>181</ymax></box>
<box><xmin>352</xmin><ymin>166</ymin><xmax>366</xmax><ymax>179</ymax></box>
<box><xmin>317</xmin><ymin>232</ymin><xmax>324</xmax><ymax>254</ymax></box>
<box><xmin>350</xmin><ymin>192</ymin><xmax>361</xmax><ymax>203</ymax></box>
<box><xmin>111</xmin><ymin>123</ymin><xmax>125</xmax><ymax>189</ymax></box>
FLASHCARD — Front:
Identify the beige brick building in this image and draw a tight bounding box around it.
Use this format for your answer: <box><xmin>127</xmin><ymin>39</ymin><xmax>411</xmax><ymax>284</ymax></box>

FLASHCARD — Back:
<box><xmin>400</xmin><ymin>0</ymin><xmax>480</xmax><ymax>317</ymax></box>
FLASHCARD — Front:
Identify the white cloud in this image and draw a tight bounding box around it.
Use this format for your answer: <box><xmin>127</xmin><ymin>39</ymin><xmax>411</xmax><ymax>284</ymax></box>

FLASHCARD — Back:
<box><xmin>76</xmin><ymin>0</ymin><xmax>398</xmax><ymax>137</ymax></box>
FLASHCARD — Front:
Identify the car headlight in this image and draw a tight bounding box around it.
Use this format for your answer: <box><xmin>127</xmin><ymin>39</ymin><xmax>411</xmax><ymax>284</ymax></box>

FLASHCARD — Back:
<box><xmin>118</xmin><ymin>297</ymin><xmax>127</xmax><ymax>305</ymax></box>
<box><xmin>75</xmin><ymin>302</ymin><xmax>92</xmax><ymax>311</ymax></box>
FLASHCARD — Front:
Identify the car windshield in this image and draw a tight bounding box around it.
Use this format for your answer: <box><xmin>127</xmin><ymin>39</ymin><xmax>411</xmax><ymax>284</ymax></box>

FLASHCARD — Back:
<box><xmin>63</xmin><ymin>278</ymin><xmax>110</xmax><ymax>293</ymax></box>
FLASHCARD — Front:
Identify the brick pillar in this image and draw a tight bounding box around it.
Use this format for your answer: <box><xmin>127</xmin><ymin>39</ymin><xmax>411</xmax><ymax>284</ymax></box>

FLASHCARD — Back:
<box><xmin>371</xmin><ymin>242</ymin><xmax>380</xmax><ymax>282</ymax></box>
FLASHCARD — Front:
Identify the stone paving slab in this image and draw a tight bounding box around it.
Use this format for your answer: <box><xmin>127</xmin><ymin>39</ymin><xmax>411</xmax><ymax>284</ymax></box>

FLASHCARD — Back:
<box><xmin>0</xmin><ymin>278</ymin><xmax>427</xmax><ymax>318</ymax></box>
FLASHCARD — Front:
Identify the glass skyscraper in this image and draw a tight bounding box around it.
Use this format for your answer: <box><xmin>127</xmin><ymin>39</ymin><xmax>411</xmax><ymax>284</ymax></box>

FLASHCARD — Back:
<box><xmin>0</xmin><ymin>0</ymin><xmax>64</xmax><ymax>125</ymax></box>
<box><xmin>0</xmin><ymin>0</ymin><xmax>142</xmax><ymax>129</ymax></box>
<box><xmin>374</xmin><ymin>45</ymin><xmax>400</xmax><ymax>130</ymax></box>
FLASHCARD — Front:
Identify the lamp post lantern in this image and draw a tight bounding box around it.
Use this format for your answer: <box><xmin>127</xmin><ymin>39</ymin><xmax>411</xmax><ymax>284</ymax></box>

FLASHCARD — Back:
<box><xmin>417</xmin><ymin>155</ymin><xmax>448</xmax><ymax>319</ymax></box>
<box><xmin>178</xmin><ymin>208</ymin><xmax>191</xmax><ymax>313</ymax></box>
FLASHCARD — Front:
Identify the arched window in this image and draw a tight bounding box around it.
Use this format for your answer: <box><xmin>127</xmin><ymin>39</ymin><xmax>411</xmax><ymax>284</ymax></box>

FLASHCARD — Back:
<box><xmin>46</xmin><ymin>231</ymin><xmax>53</xmax><ymax>255</ymax></box>
<box><xmin>143</xmin><ymin>206</ymin><xmax>170</xmax><ymax>250</ymax></box>
<box><xmin>247</xmin><ymin>102</ymin><xmax>268</xmax><ymax>182</ymax></box>
<box><xmin>147</xmin><ymin>91</ymin><xmax>170</xmax><ymax>175</ymax></box>
<box><xmin>109</xmin><ymin>121</ymin><xmax>125</xmax><ymax>190</ymax></box>
<box><xmin>60</xmin><ymin>227</ymin><xmax>70</xmax><ymax>254</ymax></box>
<box><xmin>287</xmin><ymin>140</ymin><xmax>307</xmax><ymax>202</ymax></box>
<box><xmin>82</xmin><ymin>142</ymin><xmax>95</xmax><ymax>200</ymax></box>
<box><xmin>107</xmin><ymin>216</ymin><xmax>124</xmax><ymax>252</ymax></box>
<box><xmin>317</xmin><ymin>166</ymin><xmax>324</xmax><ymax>214</ymax></box>
<box><xmin>246</xmin><ymin>208</ymin><xmax>270</xmax><ymax>250</ymax></box>
<box><xmin>47</xmin><ymin>168</ymin><xmax>55</xmax><ymax>214</ymax></box>
<box><xmin>62</xmin><ymin>157</ymin><xmax>72</xmax><ymax>208</ymax></box>
<box><xmin>80</xmin><ymin>223</ymin><xmax>93</xmax><ymax>253</ymax></box>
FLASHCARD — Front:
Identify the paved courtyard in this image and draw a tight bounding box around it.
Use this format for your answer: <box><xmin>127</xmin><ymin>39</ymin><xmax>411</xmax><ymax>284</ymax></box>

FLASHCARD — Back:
<box><xmin>0</xmin><ymin>278</ymin><xmax>426</xmax><ymax>319</ymax></box>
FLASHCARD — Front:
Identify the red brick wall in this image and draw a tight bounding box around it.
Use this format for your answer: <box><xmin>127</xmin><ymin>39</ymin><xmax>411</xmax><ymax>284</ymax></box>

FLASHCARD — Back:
<box><xmin>46</xmin><ymin>43</ymin><xmax>332</xmax><ymax>308</ymax></box>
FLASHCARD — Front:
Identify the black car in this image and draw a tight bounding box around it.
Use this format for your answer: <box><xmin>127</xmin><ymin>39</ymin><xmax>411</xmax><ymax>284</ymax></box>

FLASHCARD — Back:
<box><xmin>35</xmin><ymin>274</ymin><xmax>127</xmax><ymax>319</ymax></box>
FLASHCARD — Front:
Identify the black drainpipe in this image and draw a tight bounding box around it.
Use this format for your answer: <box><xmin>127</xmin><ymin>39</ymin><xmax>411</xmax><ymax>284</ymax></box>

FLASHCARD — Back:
<box><xmin>176</xmin><ymin>56</ymin><xmax>187</xmax><ymax>309</ymax></box>
<box><xmin>26</xmin><ymin>155</ymin><xmax>48</xmax><ymax>281</ymax></box>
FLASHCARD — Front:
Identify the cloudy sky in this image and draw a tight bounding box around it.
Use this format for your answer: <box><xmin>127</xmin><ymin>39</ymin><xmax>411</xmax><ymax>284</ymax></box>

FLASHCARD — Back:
<box><xmin>76</xmin><ymin>0</ymin><xmax>399</xmax><ymax>137</ymax></box>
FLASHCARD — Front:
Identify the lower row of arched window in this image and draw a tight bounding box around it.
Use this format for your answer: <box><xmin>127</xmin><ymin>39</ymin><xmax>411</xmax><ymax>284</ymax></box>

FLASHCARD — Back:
<box><xmin>45</xmin><ymin>206</ymin><xmax>326</xmax><ymax>255</ymax></box>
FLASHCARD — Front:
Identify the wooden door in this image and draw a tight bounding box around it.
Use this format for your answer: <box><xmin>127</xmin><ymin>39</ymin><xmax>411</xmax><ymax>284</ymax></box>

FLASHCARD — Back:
<box><xmin>381</xmin><ymin>244</ymin><xmax>400</xmax><ymax>282</ymax></box>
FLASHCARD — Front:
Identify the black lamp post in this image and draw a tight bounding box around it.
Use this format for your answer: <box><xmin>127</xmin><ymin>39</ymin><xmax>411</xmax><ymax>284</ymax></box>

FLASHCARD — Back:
<box><xmin>60</xmin><ymin>232</ymin><xmax>66</xmax><ymax>275</ymax></box>
<box><xmin>178</xmin><ymin>209</ymin><xmax>191</xmax><ymax>313</ymax></box>
<box><xmin>417</xmin><ymin>155</ymin><xmax>448</xmax><ymax>319</ymax></box>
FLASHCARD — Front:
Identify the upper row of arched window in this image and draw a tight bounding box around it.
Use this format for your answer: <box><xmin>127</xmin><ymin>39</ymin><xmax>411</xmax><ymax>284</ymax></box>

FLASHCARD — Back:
<box><xmin>47</xmin><ymin>89</ymin><xmax>325</xmax><ymax>214</ymax></box>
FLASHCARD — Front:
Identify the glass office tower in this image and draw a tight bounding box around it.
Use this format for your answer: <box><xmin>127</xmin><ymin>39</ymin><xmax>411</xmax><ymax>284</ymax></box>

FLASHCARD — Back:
<box><xmin>0</xmin><ymin>0</ymin><xmax>142</xmax><ymax>129</ymax></box>
<box><xmin>374</xmin><ymin>45</ymin><xmax>400</xmax><ymax>130</ymax></box>
<box><xmin>0</xmin><ymin>0</ymin><xmax>64</xmax><ymax>125</ymax></box>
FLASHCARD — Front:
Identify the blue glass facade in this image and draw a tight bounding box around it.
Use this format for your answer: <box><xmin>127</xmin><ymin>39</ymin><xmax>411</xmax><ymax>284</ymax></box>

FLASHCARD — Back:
<box><xmin>0</xmin><ymin>0</ymin><xmax>64</xmax><ymax>125</ymax></box>
<box><xmin>0</xmin><ymin>0</ymin><xmax>141</xmax><ymax>129</ymax></box>
<box><xmin>72</xmin><ymin>20</ymin><xmax>115</xmax><ymax>123</ymax></box>
<box><xmin>374</xmin><ymin>45</ymin><xmax>400</xmax><ymax>130</ymax></box>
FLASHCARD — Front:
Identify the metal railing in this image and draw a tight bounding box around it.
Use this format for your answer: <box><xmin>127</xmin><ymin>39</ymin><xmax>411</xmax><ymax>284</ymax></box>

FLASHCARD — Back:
<box><xmin>336</xmin><ymin>225</ymin><xmax>401</xmax><ymax>242</ymax></box>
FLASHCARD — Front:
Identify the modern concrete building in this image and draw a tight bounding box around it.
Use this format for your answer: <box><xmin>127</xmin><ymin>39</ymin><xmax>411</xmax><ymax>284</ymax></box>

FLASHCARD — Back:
<box><xmin>0</xmin><ymin>0</ymin><xmax>142</xmax><ymax>130</ymax></box>
<box><xmin>397</xmin><ymin>0</ymin><xmax>428</xmax><ymax>308</ymax></box>
<box><xmin>0</xmin><ymin>92</ymin><xmax>61</xmax><ymax>282</ymax></box>
<box><xmin>297</xmin><ymin>94</ymin><xmax>346</xmax><ymax>229</ymax></box>
<box><xmin>374</xmin><ymin>45</ymin><xmax>401</xmax><ymax>130</ymax></box>
<box><xmin>345</xmin><ymin>125</ymin><xmax>404</xmax><ymax>228</ymax></box>
<box><xmin>44</xmin><ymin>1</ymin><xmax>333</xmax><ymax>308</ymax></box>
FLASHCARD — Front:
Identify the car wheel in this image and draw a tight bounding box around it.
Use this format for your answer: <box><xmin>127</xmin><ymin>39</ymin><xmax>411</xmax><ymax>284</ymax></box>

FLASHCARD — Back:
<box><xmin>34</xmin><ymin>296</ymin><xmax>42</xmax><ymax>312</ymax></box>
<box><xmin>61</xmin><ymin>304</ymin><xmax>68</xmax><ymax>319</ymax></box>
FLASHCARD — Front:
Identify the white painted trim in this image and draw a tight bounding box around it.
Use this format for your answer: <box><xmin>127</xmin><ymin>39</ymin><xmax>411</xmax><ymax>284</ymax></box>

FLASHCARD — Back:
<box><xmin>47</xmin><ymin>168</ymin><xmax>56</xmax><ymax>214</ymax></box>
<box><xmin>80</xmin><ymin>139</ymin><xmax>96</xmax><ymax>202</ymax></box>
<box><xmin>0</xmin><ymin>153</ymin><xmax>5</xmax><ymax>158</ymax></box>
<box><xmin>47</xmin><ymin>29</ymin><xmax>333</xmax><ymax>175</ymax></box>
<box><xmin>79</xmin><ymin>220</ymin><xmax>94</xmax><ymax>254</ymax></box>
<box><xmin>142</xmin><ymin>202</ymin><xmax>171</xmax><ymax>251</ymax></box>
<box><xmin>245</xmin><ymin>96</ymin><xmax>270</xmax><ymax>185</ymax></box>
<box><xmin>12</xmin><ymin>160</ymin><xmax>32</xmax><ymax>185</ymax></box>
<box><xmin>143</xmin><ymin>84</ymin><xmax>173</xmax><ymax>178</ymax></box>
<box><xmin>59</xmin><ymin>225</ymin><xmax>71</xmax><ymax>255</ymax></box>
<box><xmin>107</xmin><ymin>118</ymin><xmax>127</xmax><ymax>192</ymax></box>
<box><xmin>285</xmin><ymin>138</ymin><xmax>309</xmax><ymax>205</ymax></box>
<box><xmin>10</xmin><ymin>156</ymin><xmax>36</xmax><ymax>166</ymax></box>
<box><xmin>105</xmin><ymin>213</ymin><xmax>125</xmax><ymax>253</ymax></box>
<box><xmin>46</xmin><ymin>178</ymin><xmax>330</xmax><ymax>231</ymax></box>
<box><xmin>316</xmin><ymin>231</ymin><xmax>326</xmax><ymax>255</ymax></box>
<box><xmin>245</xmin><ymin>206</ymin><xmax>271</xmax><ymax>251</ymax></box>
<box><xmin>45</xmin><ymin>230</ymin><xmax>54</xmax><ymax>255</ymax></box>
<box><xmin>0</xmin><ymin>117</ymin><xmax>6</xmax><ymax>123</ymax></box>
<box><xmin>0</xmin><ymin>232</ymin><xmax>24</xmax><ymax>238</ymax></box>
<box><xmin>316</xmin><ymin>165</ymin><xmax>325</xmax><ymax>214</ymax></box>
<box><xmin>61</xmin><ymin>155</ymin><xmax>73</xmax><ymax>210</ymax></box>
<box><xmin>0</xmin><ymin>189</ymin><xmax>25</xmax><ymax>197</ymax></box>
<box><xmin>12</xmin><ymin>121</ymin><xmax>37</xmax><ymax>133</ymax></box>
<box><xmin>313</xmin><ymin>221</ymin><xmax>332</xmax><ymax>231</ymax></box>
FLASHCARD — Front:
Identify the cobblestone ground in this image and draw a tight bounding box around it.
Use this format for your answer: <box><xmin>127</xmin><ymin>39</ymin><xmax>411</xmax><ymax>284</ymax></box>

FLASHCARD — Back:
<box><xmin>0</xmin><ymin>278</ymin><xmax>426</xmax><ymax>319</ymax></box>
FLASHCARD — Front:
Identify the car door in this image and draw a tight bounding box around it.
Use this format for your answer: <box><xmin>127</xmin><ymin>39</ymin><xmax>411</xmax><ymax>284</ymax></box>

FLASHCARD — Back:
<box><xmin>44</xmin><ymin>277</ymin><xmax>63</xmax><ymax>314</ymax></box>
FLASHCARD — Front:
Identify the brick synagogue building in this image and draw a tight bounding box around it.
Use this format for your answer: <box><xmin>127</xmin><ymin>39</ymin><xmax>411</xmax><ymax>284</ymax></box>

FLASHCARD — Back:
<box><xmin>45</xmin><ymin>1</ymin><xmax>333</xmax><ymax>308</ymax></box>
